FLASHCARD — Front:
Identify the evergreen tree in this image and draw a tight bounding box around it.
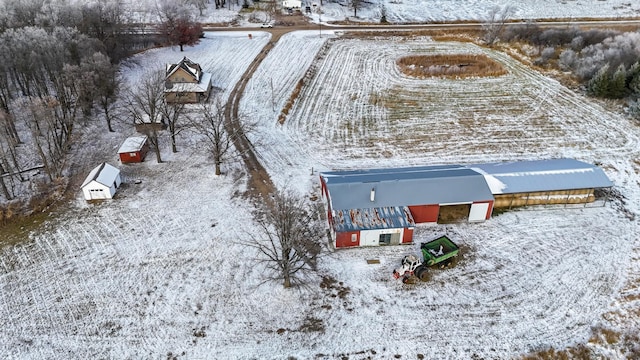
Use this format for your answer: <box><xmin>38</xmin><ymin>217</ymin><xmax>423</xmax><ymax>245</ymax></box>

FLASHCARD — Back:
<box><xmin>609</xmin><ymin>64</ymin><xmax>627</xmax><ymax>99</ymax></box>
<box><xmin>587</xmin><ymin>64</ymin><xmax>610</xmax><ymax>97</ymax></box>
<box><xmin>627</xmin><ymin>62</ymin><xmax>640</xmax><ymax>96</ymax></box>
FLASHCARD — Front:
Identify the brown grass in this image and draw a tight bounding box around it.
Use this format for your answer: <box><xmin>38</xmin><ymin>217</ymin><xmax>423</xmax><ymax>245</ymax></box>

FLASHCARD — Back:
<box><xmin>278</xmin><ymin>78</ymin><xmax>304</xmax><ymax>124</ymax></box>
<box><xmin>396</xmin><ymin>54</ymin><xmax>507</xmax><ymax>79</ymax></box>
<box><xmin>522</xmin><ymin>326</ymin><xmax>640</xmax><ymax>360</ymax></box>
<box><xmin>590</xmin><ymin>328</ymin><xmax>621</xmax><ymax>345</ymax></box>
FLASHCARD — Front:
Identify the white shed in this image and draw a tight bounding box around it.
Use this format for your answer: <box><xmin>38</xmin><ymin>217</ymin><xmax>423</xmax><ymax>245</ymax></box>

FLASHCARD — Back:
<box><xmin>81</xmin><ymin>163</ymin><xmax>122</xmax><ymax>200</ymax></box>
<box><xmin>283</xmin><ymin>0</ymin><xmax>301</xmax><ymax>8</ymax></box>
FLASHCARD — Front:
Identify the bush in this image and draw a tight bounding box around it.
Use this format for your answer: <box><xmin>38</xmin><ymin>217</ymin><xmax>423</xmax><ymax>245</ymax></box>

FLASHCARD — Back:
<box><xmin>502</xmin><ymin>22</ymin><xmax>542</xmax><ymax>42</ymax></box>
<box><xmin>628</xmin><ymin>100</ymin><xmax>640</xmax><ymax>121</ymax></box>
<box><xmin>540</xmin><ymin>46</ymin><xmax>556</xmax><ymax>61</ymax></box>
<box><xmin>537</xmin><ymin>27</ymin><xmax>580</xmax><ymax>47</ymax></box>
<box><xmin>558</xmin><ymin>49</ymin><xmax>577</xmax><ymax>71</ymax></box>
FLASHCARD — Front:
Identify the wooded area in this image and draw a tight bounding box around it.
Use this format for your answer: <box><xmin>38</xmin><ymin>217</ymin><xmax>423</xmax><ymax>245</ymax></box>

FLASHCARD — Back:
<box><xmin>0</xmin><ymin>0</ymin><xmax>215</xmax><ymax>220</ymax></box>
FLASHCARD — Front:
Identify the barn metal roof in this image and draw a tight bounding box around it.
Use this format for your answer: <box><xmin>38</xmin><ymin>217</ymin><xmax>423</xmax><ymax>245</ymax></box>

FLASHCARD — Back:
<box><xmin>81</xmin><ymin>163</ymin><xmax>120</xmax><ymax>188</ymax></box>
<box><xmin>321</xmin><ymin>165</ymin><xmax>494</xmax><ymax>210</ymax></box>
<box><xmin>333</xmin><ymin>206</ymin><xmax>415</xmax><ymax>232</ymax></box>
<box><xmin>468</xmin><ymin>158</ymin><xmax>613</xmax><ymax>194</ymax></box>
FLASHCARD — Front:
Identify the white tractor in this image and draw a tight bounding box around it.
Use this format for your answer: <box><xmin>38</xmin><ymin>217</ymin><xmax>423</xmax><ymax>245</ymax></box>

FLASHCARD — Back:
<box><xmin>392</xmin><ymin>254</ymin><xmax>429</xmax><ymax>283</ymax></box>
<box><xmin>392</xmin><ymin>235</ymin><xmax>460</xmax><ymax>284</ymax></box>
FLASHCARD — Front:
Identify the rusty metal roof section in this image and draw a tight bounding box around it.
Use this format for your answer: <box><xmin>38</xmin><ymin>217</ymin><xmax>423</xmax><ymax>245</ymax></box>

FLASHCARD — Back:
<box><xmin>333</xmin><ymin>206</ymin><xmax>415</xmax><ymax>232</ymax></box>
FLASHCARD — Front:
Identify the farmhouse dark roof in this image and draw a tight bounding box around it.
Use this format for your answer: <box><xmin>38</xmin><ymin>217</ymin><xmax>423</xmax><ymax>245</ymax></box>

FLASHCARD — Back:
<box><xmin>165</xmin><ymin>57</ymin><xmax>202</xmax><ymax>82</ymax></box>
<box><xmin>333</xmin><ymin>206</ymin><xmax>415</xmax><ymax>232</ymax></box>
<box><xmin>321</xmin><ymin>165</ymin><xmax>494</xmax><ymax>210</ymax></box>
<box><xmin>469</xmin><ymin>158</ymin><xmax>614</xmax><ymax>194</ymax></box>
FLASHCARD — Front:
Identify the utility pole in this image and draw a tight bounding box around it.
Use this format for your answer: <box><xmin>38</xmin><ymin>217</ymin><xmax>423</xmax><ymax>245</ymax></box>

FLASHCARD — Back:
<box><xmin>270</xmin><ymin>77</ymin><xmax>275</xmax><ymax>112</ymax></box>
<box><xmin>319</xmin><ymin>6</ymin><xmax>322</xmax><ymax>38</ymax></box>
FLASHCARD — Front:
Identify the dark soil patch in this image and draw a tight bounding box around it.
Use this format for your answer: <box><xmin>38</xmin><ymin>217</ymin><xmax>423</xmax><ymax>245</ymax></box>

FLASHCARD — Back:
<box><xmin>397</xmin><ymin>54</ymin><xmax>507</xmax><ymax>79</ymax></box>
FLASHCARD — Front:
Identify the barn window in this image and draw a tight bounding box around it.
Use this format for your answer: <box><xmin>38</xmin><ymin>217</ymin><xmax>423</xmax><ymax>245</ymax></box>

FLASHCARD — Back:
<box><xmin>379</xmin><ymin>233</ymin><xmax>391</xmax><ymax>245</ymax></box>
<box><xmin>129</xmin><ymin>152</ymin><xmax>136</xmax><ymax>156</ymax></box>
<box><xmin>351</xmin><ymin>234</ymin><xmax>357</xmax><ymax>242</ymax></box>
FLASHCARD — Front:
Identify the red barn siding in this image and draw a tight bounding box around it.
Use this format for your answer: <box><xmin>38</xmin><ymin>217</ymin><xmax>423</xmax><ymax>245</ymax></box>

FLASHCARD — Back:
<box><xmin>118</xmin><ymin>140</ymin><xmax>149</xmax><ymax>164</ymax></box>
<box><xmin>483</xmin><ymin>200</ymin><xmax>494</xmax><ymax>220</ymax></box>
<box><xmin>402</xmin><ymin>228</ymin><xmax>414</xmax><ymax>244</ymax></box>
<box><xmin>408</xmin><ymin>204</ymin><xmax>439</xmax><ymax>223</ymax></box>
<box><xmin>336</xmin><ymin>231</ymin><xmax>360</xmax><ymax>248</ymax></box>
<box><xmin>119</xmin><ymin>152</ymin><xmax>141</xmax><ymax>163</ymax></box>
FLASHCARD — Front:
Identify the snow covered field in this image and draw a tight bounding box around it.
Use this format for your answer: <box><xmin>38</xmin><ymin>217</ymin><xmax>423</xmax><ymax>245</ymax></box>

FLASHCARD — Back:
<box><xmin>21</xmin><ymin>0</ymin><xmax>640</xmax><ymax>25</ymax></box>
<box><xmin>1</xmin><ymin>27</ymin><xmax>640</xmax><ymax>360</ymax></box>
<box><xmin>315</xmin><ymin>0</ymin><xmax>640</xmax><ymax>24</ymax></box>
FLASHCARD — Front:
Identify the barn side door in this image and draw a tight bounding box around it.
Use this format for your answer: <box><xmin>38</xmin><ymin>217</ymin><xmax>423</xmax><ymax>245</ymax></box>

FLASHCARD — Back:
<box><xmin>469</xmin><ymin>202</ymin><xmax>491</xmax><ymax>222</ymax></box>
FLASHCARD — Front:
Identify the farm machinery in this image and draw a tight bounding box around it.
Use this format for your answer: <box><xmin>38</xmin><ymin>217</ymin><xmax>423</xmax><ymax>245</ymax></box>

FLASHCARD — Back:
<box><xmin>393</xmin><ymin>235</ymin><xmax>460</xmax><ymax>283</ymax></box>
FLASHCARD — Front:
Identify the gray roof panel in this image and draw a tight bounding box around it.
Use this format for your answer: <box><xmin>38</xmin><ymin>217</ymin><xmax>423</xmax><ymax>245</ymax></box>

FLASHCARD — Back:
<box><xmin>322</xmin><ymin>165</ymin><xmax>494</xmax><ymax>210</ymax></box>
<box><xmin>469</xmin><ymin>158</ymin><xmax>613</xmax><ymax>194</ymax></box>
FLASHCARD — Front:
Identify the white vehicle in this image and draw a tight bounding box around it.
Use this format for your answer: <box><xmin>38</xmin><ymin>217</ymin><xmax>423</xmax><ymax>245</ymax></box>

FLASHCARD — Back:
<box><xmin>392</xmin><ymin>254</ymin><xmax>427</xmax><ymax>283</ymax></box>
<box><xmin>260</xmin><ymin>22</ymin><xmax>273</xmax><ymax>28</ymax></box>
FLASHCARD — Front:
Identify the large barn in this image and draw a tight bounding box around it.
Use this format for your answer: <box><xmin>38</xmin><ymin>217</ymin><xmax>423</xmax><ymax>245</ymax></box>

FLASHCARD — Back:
<box><xmin>81</xmin><ymin>163</ymin><xmax>122</xmax><ymax>201</ymax></box>
<box><xmin>320</xmin><ymin>165</ymin><xmax>495</xmax><ymax>248</ymax></box>
<box><xmin>320</xmin><ymin>159</ymin><xmax>613</xmax><ymax>249</ymax></box>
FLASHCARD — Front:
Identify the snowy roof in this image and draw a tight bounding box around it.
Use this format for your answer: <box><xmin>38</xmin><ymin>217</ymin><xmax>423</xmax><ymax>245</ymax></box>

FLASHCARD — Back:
<box><xmin>165</xmin><ymin>57</ymin><xmax>202</xmax><ymax>81</ymax></box>
<box><xmin>321</xmin><ymin>165</ymin><xmax>494</xmax><ymax>210</ymax></box>
<box><xmin>117</xmin><ymin>136</ymin><xmax>148</xmax><ymax>153</ymax></box>
<box><xmin>333</xmin><ymin>206</ymin><xmax>415</xmax><ymax>232</ymax></box>
<box><xmin>469</xmin><ymin>158</ymin><xmax>614</xmax><ymax>194</ymax></box>
<box><xmin>81</xmin><ymin>163</ymin><xmax>120</xmax><ymax>188</ymax></box>
<box><xmin>164</xmin><ymin>72</ymin><xmax>212</xmax><ymax>93</ymax></box>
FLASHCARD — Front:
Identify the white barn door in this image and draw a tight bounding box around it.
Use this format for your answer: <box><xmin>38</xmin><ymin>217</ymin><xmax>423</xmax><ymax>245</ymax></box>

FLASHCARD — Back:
<box><xmin>469</xmin><ymin>203</ymin><xmax>490</xmax><ymax>222</ymax></box>
<box><xmin>359</xmin><ymin>230</ymin><xmax>380</xmax><ymax>247</ymax></box>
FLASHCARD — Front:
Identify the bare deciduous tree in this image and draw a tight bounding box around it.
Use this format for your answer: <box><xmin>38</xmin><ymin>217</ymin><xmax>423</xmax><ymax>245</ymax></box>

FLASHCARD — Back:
<box><xmin>246</xmin><ymin>190</ymin><xmax>324</xmax><ymax>288</ymax></box>
<box><xmin>20</xmin><ymin>97</ymin><xmax>73</xmax><ymax>181</ymax></box>
<box><xmin>482</xmin><ymin>5</ymin><xmax>515</xmax><ymax>45</ymax></box>
<box><xmin>89</xmin><ymin>53</ymin><xmax>121</xmax><ymax>132</ymax></box>
<box><xmin>0</xmin><ymin>110</ymin><xmax>18</xmax><ymax>200</ymax></box>
<box><xmin>156</xmin><ymin>0</ymin><xmax>202</xmax><ymax>52</ymax></box>
<box><xmin>189</xmin><ymin>96</ymin><xmax>251</xmax><ymax>175</ymax></box>
<box><xmin>160</xmin><ymin>97</ymin><xmax>186</xmax><ymax>153</ymax></box>
<box><xmin>186</xmin><ymin>0</ymin><xmax>209</xmax><ymax>16</ymax></box>
<box><xmin>351</xmin><ymin>0</ymin><xmax>363</xmax><ymax>18</ymax></box>
<box><xmin>214</xmin><ymin>0</ymin><xmax>226</xmax><ymax>10</ymax></box>
<box><xmin>123</xmin><ymin>69</ymin><xmax>167</xmax><ymax>163</ymax></box>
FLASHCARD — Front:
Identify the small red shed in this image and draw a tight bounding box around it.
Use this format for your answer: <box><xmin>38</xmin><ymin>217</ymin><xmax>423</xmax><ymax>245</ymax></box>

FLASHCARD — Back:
<box><xmin>118</xmin><ymin>136</ymin><xmax>149</xmax><ymax>163</ymax></box>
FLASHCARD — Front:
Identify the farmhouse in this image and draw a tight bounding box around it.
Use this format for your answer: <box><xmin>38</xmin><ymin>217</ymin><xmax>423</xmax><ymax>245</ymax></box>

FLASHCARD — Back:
<box><xmin>164</xmin><ymin>57</ymin><xmax>212</xmax><ymax>103</ymax></box>
<box><xmin>117</xmin><ymin>136</ymin><xmax>149</xmax><ymax>163</ymax></box>
<box><xmin>81</xmin><ymin>163</ymin><xmax>122</xmax><ymax>201</ymax></box>
<box><xmin>320</xmin><ymin>159</ymin><xmax>613</xmax><ymax>248</ymax></box>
